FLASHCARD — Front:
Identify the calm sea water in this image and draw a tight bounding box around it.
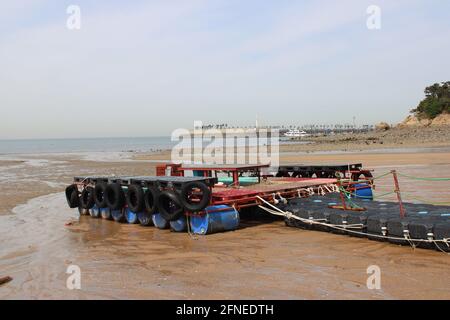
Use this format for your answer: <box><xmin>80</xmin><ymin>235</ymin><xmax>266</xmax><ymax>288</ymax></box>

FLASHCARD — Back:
<box><xmin>0</xmin><ymin>137</ymin><xmax>175</xmax><ymax>154</ymax></box>
<box><xmin>0</xmin><ymin>136</ymin><xmax>301</xmax><ymax>155</ymax></box>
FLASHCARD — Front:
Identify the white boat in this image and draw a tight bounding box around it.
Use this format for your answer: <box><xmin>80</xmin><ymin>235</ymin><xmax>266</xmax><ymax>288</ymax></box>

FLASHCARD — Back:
<box><xmin>283</xmin><ymin>129</ymin><xmax>310</xmax><ymax>138</ymax></box>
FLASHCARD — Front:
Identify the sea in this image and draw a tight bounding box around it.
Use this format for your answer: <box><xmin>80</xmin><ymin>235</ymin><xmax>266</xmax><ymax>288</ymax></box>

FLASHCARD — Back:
<box><xmin>0</xmin><ymin>136</ymin><xmax>308</xmax><ymax>155</ymax></box>
<box><xmin>0</xmin><ymin>137</ymin><xmax>175</xmax><ymax>155</ymax></box>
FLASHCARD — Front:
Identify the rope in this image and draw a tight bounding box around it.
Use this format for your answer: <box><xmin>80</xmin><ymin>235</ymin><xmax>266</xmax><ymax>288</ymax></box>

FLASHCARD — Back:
<box><xmin>372</xmin><ymin>171</ymin><xmax>393</xmax><ymax>180</ymax></box>
<box><xmin>341</xmin><ymin>171</ymin><xmax>391</xmax><ymax>182</ymax></box>
<box><xmin>186</xmin><ymin>214</ymin><xmax>199</xmax><ymax>240</ymax></box>
<box><xmin>399</xmin><ymin>193</ymin><xmax>450</xmax><ymax>205</ymax></box>
<box><xmin>255</xmin><ymin>196</ymin><xmax>450</xmax><ymax>254</ymax></box>
<box><xmin>340</xmin><ymin>187</ymin><xmax>396</xmax><ymax>200</ymax></box>
<box><xmin>341</xmin><ymin>170</ymin><xmax>450</xmax><ymax>186</ymax></box>
<box><xmin>397</xmin><ymin>172</ymin><xmax>450</xmax><ymax>181</ymax></box>
<box><xmin>338</xmin><ymin>187</ymin><xmax>364</xmax><ymax>209</ymax></box>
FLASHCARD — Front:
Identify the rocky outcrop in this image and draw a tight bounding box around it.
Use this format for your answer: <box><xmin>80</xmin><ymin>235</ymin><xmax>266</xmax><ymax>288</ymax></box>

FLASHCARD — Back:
<box><xmin>398</xmin><ymin>115</ymin><xmax>431</xmax><ymax>127</ymax></box>
<box><xmin>430</xmin><ymin>113</ymin><xmax>450</xmax><ymax>125</ymax></box>
<box><xmin>375</xmin><ymin>122</ymin><xmax>390</xmax><ymax>131</ymax></box>
<box><xmin>398</xmin><ymin>113</ymin><xmax>450</xmax><ymax>127</ymax></box>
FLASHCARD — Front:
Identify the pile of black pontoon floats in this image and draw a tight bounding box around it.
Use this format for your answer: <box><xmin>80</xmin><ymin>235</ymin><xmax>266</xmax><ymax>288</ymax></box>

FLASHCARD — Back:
<box><xmin>64</xmin><ymin>163</ymin><xmax>450</xmax><ymax>252</ymax></box>
<box><xmin>282</xmin><ymin>193</ymin><xmax>450</xmax><ymax>252</ymax></box>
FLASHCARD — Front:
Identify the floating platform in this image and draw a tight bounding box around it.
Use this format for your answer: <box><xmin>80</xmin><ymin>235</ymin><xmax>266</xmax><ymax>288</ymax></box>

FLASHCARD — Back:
<box><xmin>283</xmin><ymin>193</ymin><xmax>450</xmax><ymax>252</ymax></box>
<box><xmin>67</xmin><ymin>164</ymin><xmax>449</xmax><ymax>253</ymax></box>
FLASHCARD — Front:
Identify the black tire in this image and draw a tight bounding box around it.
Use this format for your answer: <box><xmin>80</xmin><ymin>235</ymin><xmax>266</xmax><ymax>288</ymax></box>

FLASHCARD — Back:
<box><xmin>291</xmin><ymin>171</ymin><xmax>302</xmax><ymax>178</ymax></box>
<box><xmin>144</xmin><ymin>186</ymin><xmax>159</xmax><ymax>214</ymax></box>
<box><xmin>157</xmin><ymin>190</ymin><xmax>184</xmax><ymax>221</ymax></box>
<box><xmin>276</xmin><ymin>170</ymin><xmax>290</xmax><ymax>177</ymax></box>
<box><xmin>80</xmin><ymin>187</ymin><xmax>95</xmax><ymax>209</ymax></box>
<box><xmin>65</xmin><ymin>184</ymin><xmax>80</xmax><ymax>208</ymax></box>
<box><xmin>105</xmin><ymin>183</ymin><xmax>126</xmax><ymax>210</ymax></box>
<box><xmin>180</xmin><ymin>181</ymin><xmax>211</xmax><ymax>212</ymax></box>
<box><xmin>314</xmin><ymin>171</ymin><xmax>325</xmax><ymax>178</ymax></box>
<box><xmin>94</xmin><ymin>183</ymin><xmax>108</xmax><ymax>208</ymax></box>
<box><xmin>126</xmin><ymin>184</ymin><xmax>145</xmax><ymax>212</ymax></box>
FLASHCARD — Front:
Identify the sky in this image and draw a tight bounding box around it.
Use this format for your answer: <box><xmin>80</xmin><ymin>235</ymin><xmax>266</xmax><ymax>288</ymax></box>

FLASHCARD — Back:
<box><xmin>0</xmin><ymin>0</ymin><xmax>449</xmax><ymax>139</ymax></box>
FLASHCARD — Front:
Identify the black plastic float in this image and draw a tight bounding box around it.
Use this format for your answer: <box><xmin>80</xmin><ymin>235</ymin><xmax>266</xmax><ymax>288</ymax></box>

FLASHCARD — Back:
<box><xmin>283</xmin><ymin>192</ymin><xmax>450</xmax><ymax>252</ymax></box>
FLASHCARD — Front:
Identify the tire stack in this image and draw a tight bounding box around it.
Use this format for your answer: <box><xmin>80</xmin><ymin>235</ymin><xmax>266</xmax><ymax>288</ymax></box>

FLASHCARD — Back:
<box><xmin>65</xmin><ymin>179</ymin><xmax>212</xmax><ymax>232</ymax></box>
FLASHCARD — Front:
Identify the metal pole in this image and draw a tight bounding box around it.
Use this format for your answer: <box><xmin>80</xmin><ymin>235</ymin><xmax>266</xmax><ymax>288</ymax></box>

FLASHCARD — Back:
<box><xmin>336</xmin><ymin>178</ymin><xmax>347</xmax><ymax>210</ymax></box>
<box><xmin>391</xmin><ymin>170</ymin><xmax>406</xmax><ymax>218</ymax></box>
<box><xmin>233</xmin><ymin>171</ymin><xmax>239</xmax><ymax>187</ymax></box>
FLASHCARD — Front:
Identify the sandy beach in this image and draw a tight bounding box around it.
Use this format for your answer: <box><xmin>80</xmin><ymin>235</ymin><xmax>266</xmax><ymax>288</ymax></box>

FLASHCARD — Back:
<box><xmin>1</xmin><ymin>137</ymin><xmax>450</xmax><ymax>299</ymax></box>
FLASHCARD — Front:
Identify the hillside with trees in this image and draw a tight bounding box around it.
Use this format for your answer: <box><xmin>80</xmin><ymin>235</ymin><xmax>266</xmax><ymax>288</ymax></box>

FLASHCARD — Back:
<box><xmin>411</xmin><ymin>82</ymin><xmax>450</xmax><ymax>119</ymax></box>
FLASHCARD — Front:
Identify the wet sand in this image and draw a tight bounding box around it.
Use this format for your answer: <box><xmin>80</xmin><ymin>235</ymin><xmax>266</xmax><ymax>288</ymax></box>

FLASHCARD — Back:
<box><xmin>0</xmin><ymin>150</ymin><xmax>449</xmax><ymax>299</ymax></box>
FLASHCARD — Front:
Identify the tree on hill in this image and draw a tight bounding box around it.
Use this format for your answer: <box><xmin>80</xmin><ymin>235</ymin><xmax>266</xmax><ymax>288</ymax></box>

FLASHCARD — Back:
<box><xmin>411</xmin><ymin>81</ymin><xmax>450</xmax><ymax>119</ymax></box>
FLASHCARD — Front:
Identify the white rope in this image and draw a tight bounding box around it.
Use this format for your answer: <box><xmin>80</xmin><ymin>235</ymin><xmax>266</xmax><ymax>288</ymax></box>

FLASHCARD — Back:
<box><xmin>258</xmin><ymin>205</ymin><xmax>363</xmax><ymax>229</ymax></box>
<box><xmin>276</xmin><ymin>192</ymin><xmax>288</xmax><ymax>204</ymax></box>
<box><xmin>186</xmin><ymin>214</ymin><xmax>199</xmax><ymax>240</ymax></box>
<box><xmin>434</xmin><ymin>239</ymin><xmax>450</xmax><ymax>254</ymax></box>
<box><xmin>255</xmin><ymin>195</ymin><xmax>450</xmax><ymax>252</ymax></box>
<box><xmin>271</xmin><ymin>193</ymin><xmax>279</xmax><ymax>205</ymax></box>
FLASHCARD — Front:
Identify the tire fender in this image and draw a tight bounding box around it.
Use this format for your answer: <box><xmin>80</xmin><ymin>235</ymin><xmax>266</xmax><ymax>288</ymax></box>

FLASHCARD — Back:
<box><xmin>180</xmin><ymin>181</ymin><xmax>211</xmax><ymax>212</ymax></box>
<box><xmin>65</xmin><ymin>184</ymin><xmax>80</xmax><ymax>208</ymax></box>
<box><xmin>157</xmin><ymin>190</ymin><xmax>184</xmax><ymax>221</ymax></box>
<box><xmin>105</xmin><ymin>183</ymin><xmax>126</xmax><ymax>210</ymax></box>
<box><xmin>126</xmin><ymin>184</ymin><xmax>145</xmax><ymax>213</ymax></box>
<box><xmin>94</xmin><ymin>183</ymin><xmax>108</xmax><ymax>208</ymax></box>
<box><xmin>80</xmin><ymin>186</ymin><xmax>95</xmax><ymax>209</ymax></box>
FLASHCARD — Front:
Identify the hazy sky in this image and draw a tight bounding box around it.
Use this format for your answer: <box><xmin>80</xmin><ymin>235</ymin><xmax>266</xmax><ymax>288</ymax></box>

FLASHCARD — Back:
<box><xmin>1</xmin><ymin>0</ymin><xmax>449</xmax><ymax>139</ymax></box>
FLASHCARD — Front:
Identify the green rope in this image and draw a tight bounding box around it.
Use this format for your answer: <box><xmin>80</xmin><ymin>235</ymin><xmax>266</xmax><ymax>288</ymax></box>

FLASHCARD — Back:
<box><xmin>397</xmin><ymin>172</ymin><xmax>450</xmax><ymax>181</ymax></box>
<box><xmin>372</xmin><ymin>171</ymin><xmax>392</xmax><ymax>180</ymax></box>
<box><xmin>338</xmin><ymin>187</ymin><xmax>364</xmax><ymax>209</ymax></box>
<box><xmin>339</xmin><ymin>171</ymin><xmax>391</xmax><ymax>183</ymax></box>
<box><xmin>343</xmin><ymin>171</ymin><xmax>450</xmax><ymax>182</ymax></box>
<box><xmin>339</xmin><ymin>187</ymin><xmax>395</xmax><ymax>200</ymax></box>
<box><xmin>400</xmin><ymin>192</ymin><xmax>450</xmax><ymax>205</ymax></box>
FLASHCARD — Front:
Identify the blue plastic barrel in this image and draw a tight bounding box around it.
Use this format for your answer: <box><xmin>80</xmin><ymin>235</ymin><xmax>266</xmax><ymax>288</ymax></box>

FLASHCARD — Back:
<box><xmin>170</xmin><ymin>216</ymin><xmax>187</xmax><ymax>232</ymax></box>
<box><xmin>78</xmin><ymin>207</ymin><xmax>89</xmax><ymax>216</ymax></box>
<box><xmin>353</xmin><ymin>183</ymin><xmax>373</xmax><ymax>200</ymax></box>
<box><xmin>100</xmin><ymin>208</ymin><xmax>112</xmax><ymax>220</ymax></box>
<box><xmin>125</xmin><ymin>208</ymin><xmax>139</xmax><ymax>224</ymax></box>
<box><xmin>137</xmin><ymin>212</ymin><xmax>154</xmax><ymax>226</ymax></box>
<box><xmin>190</xmin><ymin>205</ymin><xmax>240</xmax><ymax>235</ymax></box>
<box><xmin>111</xmin><ymin>208</ymin><xmax>125</xmax><ymax>222</ymax></box>
<box><xmin>152</xmin><ymin>212</ymin><xmax>170</xmax><ymax>229</ymax></box>
<box><xmin>89</xmin><ymin>205</ymin><xmax>101</xmax><ymax>218</ymax></box>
